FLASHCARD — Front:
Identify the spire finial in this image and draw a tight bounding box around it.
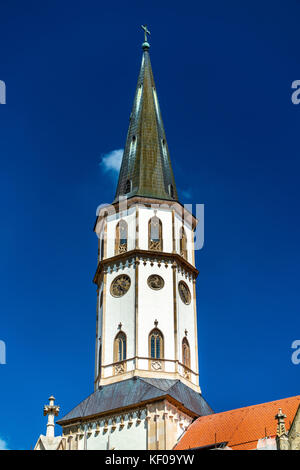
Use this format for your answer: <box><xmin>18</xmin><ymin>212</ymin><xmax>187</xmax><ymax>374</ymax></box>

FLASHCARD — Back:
<box><xmin>141</xmin><ymin>24</ymin><xmax>150</xmax><ymax>50</ymax></box>
<box><xmin>43</xmin><ymin>395</ymin><xmax>60</xmax><ymax>438</ymax></box>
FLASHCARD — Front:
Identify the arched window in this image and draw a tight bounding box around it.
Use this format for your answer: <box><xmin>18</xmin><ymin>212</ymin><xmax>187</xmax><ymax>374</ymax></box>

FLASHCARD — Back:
<box><xmin>149</xmin><ymin>329</ymin><xmax>164</xmax><ymax>359</ymax></box>
<box><xmin>129</xmin><ymin>136</ymin><xmax>137</xmax><ymax>159</ymax></box>
<box><xmin>114</xmin><ymin>331</ymin><xmax>127</xmax><ymax>362</ymax></box>
<box><xmin>168</xmin><ymin>184</ymin><xmax>174</xmax><ymax>199</ymax></box>
<box><xmin>148</xmin><ymin>216</ymin><xmax>163</xmax><ymax>251</ymax></box>
<box><xmin>179</xmin><ymin>227</ymin><xmax>187</xmax><ymax>260</ymax></box>
<box><xmin>115</xmin><ymin>220</ymin><xmax>128</xmax><ymax>255</ymax></box>
<box><xmin>182</xmin><ymin>337</ymin><xmax>190</xmax><ymax>369</ymax></box>
<box><xmin>125</xmin><ymin>179</ymin><xmax>132</xmax><ymax>194</ymax></box>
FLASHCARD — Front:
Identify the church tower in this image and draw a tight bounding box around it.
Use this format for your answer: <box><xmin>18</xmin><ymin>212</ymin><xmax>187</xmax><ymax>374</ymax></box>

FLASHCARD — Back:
<box><xmin>93</xmin><ymin>32</ymin><xmax>200</xmax><ymax>393</ymax></box>
<box><xmin>56</xmin><ymin>28</ymin><xmax>212</xmax><ymax>450</ymax></box>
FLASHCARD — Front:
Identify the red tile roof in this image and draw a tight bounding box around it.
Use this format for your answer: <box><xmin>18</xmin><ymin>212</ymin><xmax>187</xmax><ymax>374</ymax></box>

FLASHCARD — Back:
<box><xmin>174</xmin><ymin>395</ymin><xmax>300</xmax><ymax>450</ymax></box>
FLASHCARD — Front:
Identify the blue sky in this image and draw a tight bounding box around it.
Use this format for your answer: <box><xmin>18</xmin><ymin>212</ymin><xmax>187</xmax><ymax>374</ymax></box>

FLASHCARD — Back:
<box><xmin>0</xmin><ymin>0</ymin><xmax>300</xmax><ymax>450</ymax></box>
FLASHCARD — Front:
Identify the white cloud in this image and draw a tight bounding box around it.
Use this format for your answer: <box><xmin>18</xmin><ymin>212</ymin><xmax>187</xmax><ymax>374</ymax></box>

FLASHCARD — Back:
<box><xmin>180</xmin><ymin>188</ymin><xmax>192</xmax><ymax>199</ymax></box>
<box><xmin>0</xmin><ymin>437</ymin><xmax>9</xmax><ymax>450</ymax></box>
<box><xmin>100</xmin><ymin>149</ymin><xmax>123</xmax><ymax>173</ymax></box>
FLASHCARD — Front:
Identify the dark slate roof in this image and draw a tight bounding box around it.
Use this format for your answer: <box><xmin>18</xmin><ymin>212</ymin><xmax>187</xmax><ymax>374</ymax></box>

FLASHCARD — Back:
<box><xmin>57</xmin><ymin>378</ymin><xmax>213</xmax><ymax>424</ymax></box>
<box><xmin>114</xmin><ymin>42</ymin><xmax>178</xmax><ymax>203</ymax></box>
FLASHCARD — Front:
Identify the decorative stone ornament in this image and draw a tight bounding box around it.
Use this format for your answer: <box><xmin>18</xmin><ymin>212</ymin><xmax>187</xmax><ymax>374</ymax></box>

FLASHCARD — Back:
<box><xmin>147</xmin><ymin>274</ymin><xmax>164</xmax><ymax>290</ymax></box>
<box><xmin>114</xmin><ymin>362</ymin><xmax>125</xmax><ymax>375</ymax></box>
<box><xmin>110</xmin><ymin>274</ymin><xmax>131</xmax><ymax>297</ymax></box>
<box><xmin>151</xmin><ymin>360</ymin><xmax>162</xmax><ymax>370</ymax></box>
<box><xmin>178</xmin><ymin>281</ymin><xmax>191</xmax><ymax>305</ymax></box>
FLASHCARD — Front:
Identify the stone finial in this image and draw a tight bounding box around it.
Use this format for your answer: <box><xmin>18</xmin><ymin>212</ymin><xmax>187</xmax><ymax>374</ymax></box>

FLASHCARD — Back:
<box><xmin>43</xmin><ymin>395</ymin><xmax>60</xmax><ymax>438</ymax></box>
<box><xmin>275</xmin><ymin>408</ymin><xmax>290</xmax><ymax>450</ymax></box>
<box><xmin>275</xmin><ymin>408</ymin><xmax>287</xmax><ymax>437</ymax></box>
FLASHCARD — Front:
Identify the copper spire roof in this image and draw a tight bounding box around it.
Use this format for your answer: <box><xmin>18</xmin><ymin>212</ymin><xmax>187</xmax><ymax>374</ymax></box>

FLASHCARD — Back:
<box><xmin>114</xmin><ymin>40</ymin><xmax>178</xmax><ymax>202</ymax></box>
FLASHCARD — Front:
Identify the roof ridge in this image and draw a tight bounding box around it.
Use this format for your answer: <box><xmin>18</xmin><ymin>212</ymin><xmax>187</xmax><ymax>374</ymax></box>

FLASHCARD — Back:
<box><xmin>139</xmin><ymin>377</ymin><xmax>175</xmax><ymax>393</ymax></box>
<box><xmin>164</xmin><ymin>379</ymin><xmax>182</xmax><ymax>393</ymax></box>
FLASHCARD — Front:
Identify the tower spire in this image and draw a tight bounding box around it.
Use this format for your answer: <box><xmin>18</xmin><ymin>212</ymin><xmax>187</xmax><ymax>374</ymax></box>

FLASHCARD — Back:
<box><xmin>114</xmin><ymin>28</ymin><xmax>178</xmax><ymax>202</ymax></box>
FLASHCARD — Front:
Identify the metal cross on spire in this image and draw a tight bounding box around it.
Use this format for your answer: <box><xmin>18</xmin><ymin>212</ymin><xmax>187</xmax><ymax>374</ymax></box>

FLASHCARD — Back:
<box><xmin>141</xmin><ymin>24</ymin><xmax>150</xmax><ymax>42</ymax></box>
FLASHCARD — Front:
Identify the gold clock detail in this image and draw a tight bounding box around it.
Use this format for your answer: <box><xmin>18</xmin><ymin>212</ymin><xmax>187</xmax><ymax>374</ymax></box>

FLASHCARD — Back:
<box><xmin>178</xmin><ymin>281</ymin><xmax>191</xmax><ymax>305</ymax></box>
<box><xmin>110</xmin><ymin>274</ymin><xmax>131</xmax><ymax>297</ymax></box>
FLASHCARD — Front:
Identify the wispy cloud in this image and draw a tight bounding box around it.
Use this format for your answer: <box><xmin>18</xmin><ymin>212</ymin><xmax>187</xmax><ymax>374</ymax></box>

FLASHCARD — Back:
<box><xmin>100</xmin><ymin>149</ymin><xmax>123</xmax><ymax>173</ymax></box>
<box><xmin>180</xmin><ymin>188</ymin><xmax>193</xmax><ymax>200</ymax></box>
<box><xmin>0</xmin><ymin>437</ymin><xmax>9</xmax><ymax>450</ymax></box>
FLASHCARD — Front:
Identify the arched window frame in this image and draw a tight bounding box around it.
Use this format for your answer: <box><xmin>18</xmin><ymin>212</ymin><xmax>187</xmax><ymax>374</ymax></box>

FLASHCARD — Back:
<box><xmin>148</xmin><ymin>216</ymin><xmax>163</xmax><ymax>251</ymax></box>
<box><xmin>148</xmin><ymin>328</ymin><xmax>164</xmax><ymax>360</ymax></box>
<box><xmin>125</xmin><ymin>179</ymin><xmax>132</xmax><ymax>194</ymax></box>
<box><xmin>179</xmin><ymin>226</ymin><xmax>187</xmax><ymax>260</ymax></box>
<box><xmin>129</xmin><ymin>136</ymin><xmax>137</xmax><ymax>159</ymax></box>
<box><xmin>168</xmin><ymin>184</ymin><xmax>174</xmax><ymax>198</ymax></box>
<box><xmin>113</xmin><ymin>331</ymin><xmax>127</xmax><ymax>363</ymax></box>
<box><xmin>115</xmin><ymin>219</ymin><xmax>128</xmax><ymax>255</ymax></box>
<box><xmin>182</xmin><ymin>337</ymin><xmax>191</xmax><ymax>369</ymax></box>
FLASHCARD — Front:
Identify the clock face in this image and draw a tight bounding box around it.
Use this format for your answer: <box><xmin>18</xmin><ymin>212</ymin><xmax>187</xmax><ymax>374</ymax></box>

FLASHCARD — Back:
<box><xmin>110</xmin><ymin>274</ymin><xmax>131</xmax><ymax>297</ymax></box>
<box><xmin>147</xmin><ymin>274</ymin><xmax>165</xmax><ymax>290</ymax></box>
<box><xmin>178</xmin><ymin>281</ymin><xmax>191</xmax><ymax>305</ymax></box>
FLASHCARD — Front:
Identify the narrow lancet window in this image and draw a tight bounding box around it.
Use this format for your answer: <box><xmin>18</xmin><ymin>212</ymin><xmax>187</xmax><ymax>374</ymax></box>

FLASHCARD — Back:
<box><xmin>114</xmin><ymin>332</ymin><xmax>127</xmax><ymax>362</ymax></box>
<box><xmin>168</xmin><ymin>184</ymin><xmax>174</xmax><ymax>198</ymax></box>
<box><xmin>179</xmin><ymin>226</ymin><xmax>187</xmax><ymax>260</ymax></box>
<box><xmin>125</xmin><ymin>179</ymin><xmax>132</xmax><ymax>194</ymax></box>
<box><xmin>148</xmin><ymin>215</ymin><xmax>162</xmax><ymax>251</ymax></box>
<box><xmin>129</xmin><ymin>135</ymin><xmax>137</xmax><ymax>160</ymax></box>
<box><xmin>182</xmin><ymin>337</ymin><xmax>190</xmax><ymax>369</ymax></box>
<box><xmin>115</xmin><ymin>220</ymin><xmax>128</xmax><ymax>255</ymax></box>
<box><xmin>149</xmin><ymin>329</ymin><xmax>164</xmax><ymax>359</ymax></box>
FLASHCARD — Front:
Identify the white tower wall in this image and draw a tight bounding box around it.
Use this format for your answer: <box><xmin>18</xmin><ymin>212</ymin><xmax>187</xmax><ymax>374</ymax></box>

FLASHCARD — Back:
<box><xmin>94</xmin><ymin>200</ymin><xmax>200</xmax><ymax>392</ymax></box>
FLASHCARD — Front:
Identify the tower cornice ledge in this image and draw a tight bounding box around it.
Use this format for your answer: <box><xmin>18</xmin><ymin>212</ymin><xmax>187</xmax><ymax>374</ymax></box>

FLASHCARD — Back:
<box><xmin>93</xmin><ymin>249</ymin><xmax>199</xmax><ymax>285</ymax></box>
